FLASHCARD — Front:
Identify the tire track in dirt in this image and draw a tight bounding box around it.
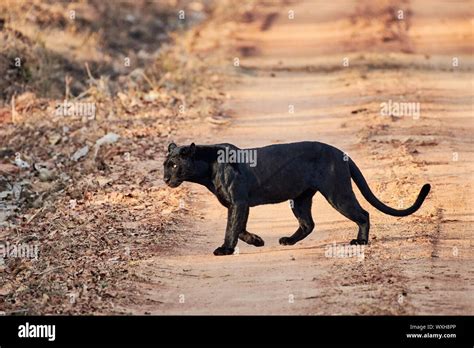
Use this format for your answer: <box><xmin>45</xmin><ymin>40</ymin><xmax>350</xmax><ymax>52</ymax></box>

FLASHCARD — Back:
<box><xmin>343</xmin><ymin>0</ymin><xmax>473</xmax><ymax>314</ymax></box>
<box><xmin>321</xmin><ymin>0</ymin><xmax>419</xmax><ymax>315</ymax></box>
<box><xmin>349</xmin><ymin>0</ymin><xmax>413</xmax><ymax>53</ymax></box>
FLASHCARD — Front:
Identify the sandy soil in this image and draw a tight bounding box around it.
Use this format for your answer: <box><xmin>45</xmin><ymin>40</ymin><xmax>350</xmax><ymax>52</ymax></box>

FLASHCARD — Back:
<box><xmin>119</xmin><ymin>0</ymin><xmax>473</xmax><ymax>315</ymax></box>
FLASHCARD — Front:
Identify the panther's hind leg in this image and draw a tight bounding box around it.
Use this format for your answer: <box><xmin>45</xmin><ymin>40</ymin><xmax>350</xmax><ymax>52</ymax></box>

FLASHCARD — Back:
<box><xmin>239</xmin><ymin>230</ymin><xmax>265</xmax><ymax>247</ymax></box>
<box><xmin>279</xmin><ymin>189</ymin><xmax>316</xmax><ymax>246</ymax></box>
<box><xmin>323</xmin><ymin>188</ymin><xmax>370</xmax><ymax>245</ymax></box>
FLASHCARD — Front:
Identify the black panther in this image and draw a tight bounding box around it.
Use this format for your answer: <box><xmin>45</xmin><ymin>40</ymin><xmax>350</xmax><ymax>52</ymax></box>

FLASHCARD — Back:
<box><xmin>163</xmin><ymin>142</ymin><xmax>430</xmax><ymax>256</ymax></box>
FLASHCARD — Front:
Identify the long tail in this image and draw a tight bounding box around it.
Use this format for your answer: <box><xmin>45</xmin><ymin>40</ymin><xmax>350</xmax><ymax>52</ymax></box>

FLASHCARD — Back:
<box><xmin>349</xmin><ymin>158</ymin><xmax>430</xmax><ymax>217</ymax></box>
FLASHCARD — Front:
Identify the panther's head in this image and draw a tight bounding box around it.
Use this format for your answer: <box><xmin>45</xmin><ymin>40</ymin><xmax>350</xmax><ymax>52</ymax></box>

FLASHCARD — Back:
<box><xmin>163</xmin><ymin>142</ymin><xmax>196</xmax><ymax>188</ymax></box>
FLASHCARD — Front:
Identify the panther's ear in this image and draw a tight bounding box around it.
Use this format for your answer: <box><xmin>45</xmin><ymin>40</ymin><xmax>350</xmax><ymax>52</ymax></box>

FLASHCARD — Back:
<box><xmin>181</xmin><ymin>142</ymin><xmax>196</xmax><ymax>157</ymax></box>
<box><xmin>168</xmin><ymin>142</ymin><xmax>177</xmax><ymax>153</ymax></box>
<box><xmin>189</xmin><ymin>142</ymin><xmax>196</xmax><ymax>156</ymax></box>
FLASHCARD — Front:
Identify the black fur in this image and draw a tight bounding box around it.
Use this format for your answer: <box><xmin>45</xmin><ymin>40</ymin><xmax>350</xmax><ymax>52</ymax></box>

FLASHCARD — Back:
<box><xmin>163</xmin><ymin>141</ymin><xmax>430</xmax><ymax>256</ymax></box>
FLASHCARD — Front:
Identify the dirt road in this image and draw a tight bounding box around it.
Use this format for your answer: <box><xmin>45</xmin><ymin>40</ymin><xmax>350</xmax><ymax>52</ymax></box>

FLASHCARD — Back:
<box><xmin>119</xmin><ymin>0</ymin><xmax>473</xmax><ymax>315</ymax></box>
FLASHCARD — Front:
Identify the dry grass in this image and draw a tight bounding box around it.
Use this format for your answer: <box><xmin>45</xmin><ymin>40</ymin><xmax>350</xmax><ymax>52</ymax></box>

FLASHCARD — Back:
<box><xmin>0</xmin><ymin>0</ymin><xmax>239</xmax><ymax>314</ymax></box>
<box><xmin>0</xmin><ymin>0</ymin><xmax>212</xmax><ymax>103</ymax></box>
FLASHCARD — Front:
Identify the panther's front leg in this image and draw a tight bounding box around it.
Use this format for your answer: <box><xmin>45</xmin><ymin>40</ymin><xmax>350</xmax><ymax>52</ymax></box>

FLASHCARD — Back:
<box><xmin>213</xmin><ymin>201</ymin><xmax>249</xmax><ymax>256</ymax></box>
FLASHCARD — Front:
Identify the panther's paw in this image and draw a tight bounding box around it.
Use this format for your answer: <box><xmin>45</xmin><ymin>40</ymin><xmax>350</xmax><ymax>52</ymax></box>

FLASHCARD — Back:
<box><xmin>350</xmin><ymin>239</ymin><xmax>368</xmax><ymax>245</ymax></box>
<box><xmin>279</xmin><ymin>237</ymin><xmax>296</xmax><ymax>246</ymax></box>
<box><xmin>213</xmin><ymin>246</ymin><xmax>235</xmax><ymax>256</ymax></box>
<box><xmin>251</xmin><ymin>235</ymin><xmax>265</xmax><ymax>247</ymax></box>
